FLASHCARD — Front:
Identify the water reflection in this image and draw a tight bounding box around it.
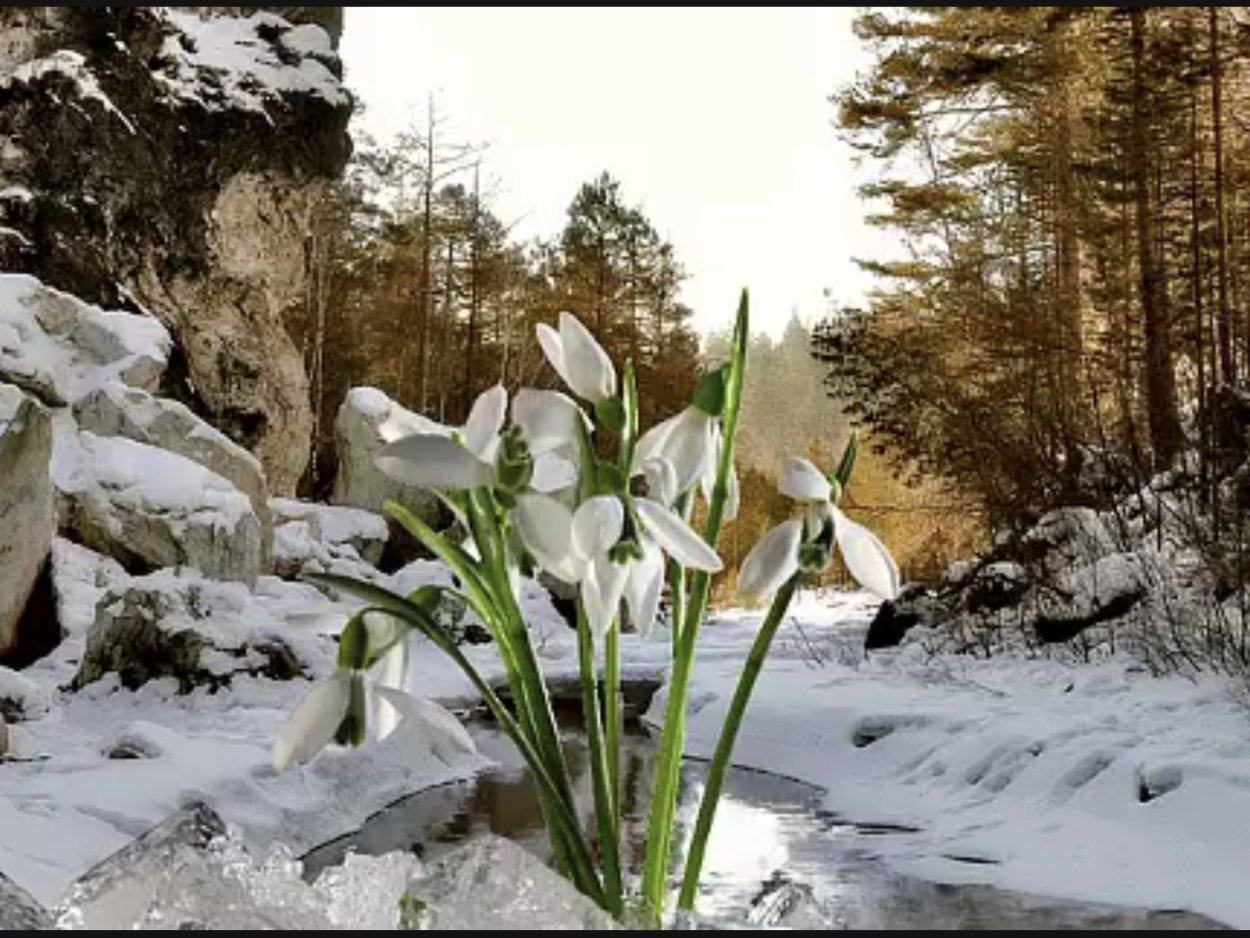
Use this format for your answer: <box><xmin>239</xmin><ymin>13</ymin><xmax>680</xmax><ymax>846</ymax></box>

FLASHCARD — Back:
<box><xmin>303</xmin><ymin>727</ymin><xmax>1226</xmax><ymax>930</ymax></box>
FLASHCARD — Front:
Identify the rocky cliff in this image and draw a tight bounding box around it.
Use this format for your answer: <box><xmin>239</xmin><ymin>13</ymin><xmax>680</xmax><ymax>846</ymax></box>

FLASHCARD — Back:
<box><xmin>0</xmin><ymin>6</ymin><xmax>351</xmax><ymax>492</ymax></box>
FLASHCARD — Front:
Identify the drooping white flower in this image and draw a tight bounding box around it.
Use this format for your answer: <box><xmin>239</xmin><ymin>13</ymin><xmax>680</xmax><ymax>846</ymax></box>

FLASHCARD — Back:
<box><xmin>635</xmin><ymin>406</ymin><xmax>716</xmax><ymax>498</ymax></box>
<box><xmin>738</xmin><ymin>518</ymin><xmax>804</xmax><ymax>604</ymax></box>
<box><xmin>514</xmin><ymin>485</ymin><xmax>722</xmax><ymax>638</ymax></box>
<box><xmin>375</xmin><ymin>384</ymin><xmax>579</xmax><ymax>494</ymax></box>
<box><xmin>737</xmin><ymin>456</ymin><xmax>900</xmax><ymax>604</ymax></box>
<box><xmin>272</xmin><ymin>659</ymin><xmax>474</xmax><ymax>772</ymax></box>
<box><xmin>536</xmin><ymin>312</ymin><xmax>617</xmax><ymax>403</ymax></box>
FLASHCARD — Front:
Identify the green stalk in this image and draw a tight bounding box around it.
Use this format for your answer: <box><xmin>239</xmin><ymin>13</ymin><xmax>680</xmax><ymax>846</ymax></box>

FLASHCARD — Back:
<box><xmin>387</xmin><ymin>497</ymin><xmax>592</xmax><ymax>897</ymax></box>
<box><xmin>640</xmin><ymin>291</ymin><xmax>749</xmax><ymax>924</ymax></box>
<box><xmin>604</xmin><ymin>622</ymin><xmax>622</xmax><ymax>835</ymax></box>
<box><xmin>576</xmin><ymin>603</ymin><xmax>624</xmax><ymax>916</ymax></box>
<box><xmin>469</xmin><ymin>490</ymin><xmax>581</xmax><ymax>820</ymax></box>
<box><xmin>605</xmin><ymin>361</ymin><xmax>637</xmax><ymax>847</ymax></box>
<box><xmin>300</xmin><ymin>576</ymin><xmax>604</xmax><ymax>904</ymax></box>
<box><xmin>676</xmin><ymin>575</ymin><xmax>798</xmax><ymax>910</ymax></box>
<box><xmin>667</xmin><ymin>492</ymin><xmax>691</xmax><ymax>660</ymax></box>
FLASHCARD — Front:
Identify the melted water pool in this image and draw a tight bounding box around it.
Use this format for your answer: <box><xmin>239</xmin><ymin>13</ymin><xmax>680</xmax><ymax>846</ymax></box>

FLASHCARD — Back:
<box><xmin>303</xmin><ymin>725</ymin><xmax>1225</xmax><ymax>929</ymax></box>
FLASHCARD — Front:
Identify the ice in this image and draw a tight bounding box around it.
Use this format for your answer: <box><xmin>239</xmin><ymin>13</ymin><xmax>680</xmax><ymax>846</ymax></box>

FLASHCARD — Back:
<box><xmin>0</xmin><ymin>872</ymin><xmax>48</xmax><ymax>929</ymax></box>
<box><xmin>404</xmin><ymin>833</ymin><xmax>616</xmax><ymax>930</ymax></box>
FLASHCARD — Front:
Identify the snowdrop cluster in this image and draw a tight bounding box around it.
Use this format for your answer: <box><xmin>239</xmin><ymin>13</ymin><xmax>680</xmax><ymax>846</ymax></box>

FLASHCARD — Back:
<box><xmin>270</xmin><ymin>300</ymin><xmax>900</xmax><ymax>923</ymax></box>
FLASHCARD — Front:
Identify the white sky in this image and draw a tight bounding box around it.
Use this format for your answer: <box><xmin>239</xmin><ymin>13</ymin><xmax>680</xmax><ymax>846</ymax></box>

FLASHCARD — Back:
<box><xmin>340</xmin><ymin>7</ymin><xmax>890</xmax><ymax>340</ymax></box>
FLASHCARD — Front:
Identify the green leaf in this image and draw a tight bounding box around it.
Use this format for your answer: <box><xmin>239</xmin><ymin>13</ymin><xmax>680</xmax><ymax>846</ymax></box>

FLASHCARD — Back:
<box><xmin>690</xmin><ymin>365</ymin><xmax>729</xmax><ymax>417</ymax></box>
<box><xmin>336</xmin><ymin>612</ymin><xmax>369</xmax><ymax>670</ymax></box>
<box><xmin>595</xmin><ymin>396</ymin><xmax>626</xmax><ymax>433</ymax></box>
<box><xmin>833</xmin><ymin>428</ymin><xmax>859</xmax><ymax>496</ymax></box>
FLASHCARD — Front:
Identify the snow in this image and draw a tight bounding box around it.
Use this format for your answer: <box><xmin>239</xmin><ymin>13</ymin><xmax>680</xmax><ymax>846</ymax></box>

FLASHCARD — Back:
<box><xmin>0</xmin><ymin>186</ymin><xmax>33</xmax><ymax>203</ymax></box>
<box><xmin>156</xmin><ymin>11</ymin><xmax>348</xmax><ymax>118</ymax></box>
<box><xmin>658</xmin><ymin>590</ymin><xmax>1250</xmax><ymax>928</ymax></box>
<box><xmin>5</xmin><ymin>573</ymin><xmax>1250</xmax><ymax>926</ymax></box>
<box><xmin>3</xmin><ymin>50</ymin><xmax>135</xmax><ymax>134</ymax></box>
<box><xmin>0</xmin><ymin>273</ymin><xmax>171</xmax><ymax>404</ymax></box>
<box><xmin>51</xmin><ymin>426</ymin><xmax>253</xmax><ymax>533</ymax></box>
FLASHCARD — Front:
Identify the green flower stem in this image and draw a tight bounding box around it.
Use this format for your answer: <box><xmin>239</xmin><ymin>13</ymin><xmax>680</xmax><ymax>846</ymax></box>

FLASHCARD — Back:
<box><xmin>676</xmin><ymin>575</ymin><xmax>798</xmax><ymax>910</ymax></box>
<box><xmin>640</xmin><ymin>291</ymin><xmax>749</xmax><ymax>924</ymax></box>
<box><xmin>299</xmin><ymin>576</ymin><xmax>603</xmax><ymax>905</ymax></box>
<box><xmin>468</xmin><ymin>490</ymin><xmax>580</xmax><ymax>821</ymax></box>
<box><xmin>604</xmin><ymin>621</ymin><xmax>622</xmax><ymax>835</ymax></box>
<box><xmin>667</xmin><ymin>492</ymin><xmax>692</xmax><ymax>660</ymax></box>
<box><xmin>576</xmin><ymin>603</ymin><xmax>624</xmax><ymax>916</ymax></box>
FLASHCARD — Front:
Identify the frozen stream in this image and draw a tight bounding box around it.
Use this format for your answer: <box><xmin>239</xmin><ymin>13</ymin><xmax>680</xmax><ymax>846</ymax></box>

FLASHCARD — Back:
<box><xmin>303</xmin><ymin>723</ymin><xmax>1224</xmax><ymax>930</ymax></box>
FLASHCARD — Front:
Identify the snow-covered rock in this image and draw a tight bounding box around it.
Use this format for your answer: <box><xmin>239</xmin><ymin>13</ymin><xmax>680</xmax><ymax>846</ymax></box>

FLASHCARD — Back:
<box><xmin>52</xmin><ymin>426</ymin><xmax>263</xmax><ymax>582</ymax></box>
<box><xmin>331</xmin><ymin>387</ymin><xmax>444</xmax><ymax>525</ymax></box>
<box><xmin>0</xmin><ymin>274</ymin><xmax>170</xmax><ymax>407</ymax></box>
<box><xmin>50</xmin><ymin>539</ymin><xmax>129</xmax><ymax>639</ymax></box>
<box><xmin>74</xmin><ymin>382</ymin><xmax>274</xmax><ymax>566</ymax></box>
<box><xmin>270</xmin><ymin>497</ymin><xmax>387</xmax><ymax>578</ymax></box>
<box><xmin>0</xmin><ymin>666</ymin><xmax>50</xmax><ymax>723</ymax></box>
<box><xmin>0</xmin><ymin>383</ymin><xmax>54</xmax><ymax>663</ymax></box>
<box><xmin>73</xmin><ymin>570</ymin><xmax>314</xmax><ymax>693</ymax></box>
<box><xmin>1019</xmin><ymin>507</ymin><xmax>1116</xmax><ymax>578</ymax></box>
<box><xmin>0</xmin><ymin>8</ymin><xmax>351</xmax><ymax>493</ymax></box>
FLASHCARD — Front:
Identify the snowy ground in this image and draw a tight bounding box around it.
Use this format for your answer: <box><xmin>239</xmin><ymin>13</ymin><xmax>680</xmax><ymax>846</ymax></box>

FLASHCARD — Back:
<box><xmin>666</xmin><ymin>591</ymin><xmax>1250</xmax><ymax>929</ymax></box>
<box><xmin>3</xmin><ymin>585</ymin><xmax>1250</xmax><ymax>927</ymax></box>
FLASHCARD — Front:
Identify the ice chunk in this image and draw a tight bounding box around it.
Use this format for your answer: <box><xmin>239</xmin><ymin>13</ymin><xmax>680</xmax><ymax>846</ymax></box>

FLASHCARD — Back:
<box><xmin>405</xmin><ymin>833</ymin><xmax>616</xmax><ymax>930</ymax></box>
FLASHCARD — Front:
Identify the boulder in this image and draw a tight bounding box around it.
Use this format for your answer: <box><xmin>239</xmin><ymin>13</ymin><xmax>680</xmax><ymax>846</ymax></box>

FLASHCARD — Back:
<box><xmin>1033</xmin><ymin>552</ymin><xmax>1148</xmax><ymax>644</ymax></box>
<box><xmin>0</xmin><ymin>384</ymin><xmax>55</xmax><ymax>664</ymax></box>
<box><xmin>331</xmin><ymin>387</ymin><xmax>445</xmax><ymax>526</ymax></box>
<box><xmin>864</xmin><ymin>583</ymin><xmax>947</xmax><ymax>650</ymax></box>
<box><xmin>1018</xmin><ymin>507</ymin><xmax>1116</xmax><ymax>578</ymax></box>
<box><xmin>49</xmin><ymin>537</ymin><xmax>129</xmax><ymax>637</ymax></box>
<box><xmin>0</xmin><ymin>274</ymin><xmax>171</xmax><ymax>407</ymax></box>
<box><xmin>270</xmin><ymin>496</ymin><xmax>387</xmax><ymax>578</ymax></box>
<box><xmin>52</xmin><ymin>425</ymin><xmax>263</xmax><ymax>582</ymax></box>
<box><xmin>0</xmin><ymin>665</ymin><xmax>51</xmax><ymax>723</ymax></box>
<box><xmin>0</xmin><ymin>8</ymin><xmax>351</xmax><ymax>493</ymax></box>
<box><xmin>73</xmin><ymin>570</ymin><xmax>310</xmax><ymax>692</ymax></box>
<box><xmin>963</xmin><ymin>561</ymin><xmax>1029</xmax><ymax>614</ymax></box>
<box><xmin>73</xmin><ymin>382</ymin><xmax>273</xmax><ymax>566</ymax></box>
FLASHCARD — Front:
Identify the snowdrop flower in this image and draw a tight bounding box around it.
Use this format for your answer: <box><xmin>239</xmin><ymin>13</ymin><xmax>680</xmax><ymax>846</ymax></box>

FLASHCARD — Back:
<box><xmin>514</xmin><ymin>486</ymin><xmax>722</xmax><ymax>638</ymax></box>
<box><xmin>738</xmin><ymin>456</ymin><xmax>899</xmax><ymax>603</ymax></box>
<box><xmin>536</xmin><ymin>312</ymin><xmax>617</xmax><ymax>403</ymax></box>
<box><xmin>375</xmin><ymin>384</ymin><xmax>581</xmax><ymax>495</ymax></box>
<box><xmin>272</xmin><ymin>657</ymin><xmax>474</xmax><ymax>772</ymax></box>
<box><xmin>636</xmin><ymin>407</ymin><xmax>739</xmax><ymax>520</ymax></box>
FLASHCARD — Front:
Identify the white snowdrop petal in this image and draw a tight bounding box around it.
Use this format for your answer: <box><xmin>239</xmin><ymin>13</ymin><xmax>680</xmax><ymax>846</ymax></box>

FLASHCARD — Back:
<box><xmin>514</xmin><ymin>493</ymin><xmax>576</xmax><ymax>581</ymax></box>
<box><xmin>513</xmin><ymin>388</ymin><xmax>586</xmax><ymax>453</ymax></box>
<box><xmin>559</xmin><ymin>311</ymin><xmax>617</xmax><ymax>401</ymax></box>
<box><xmin>536</xmin><ymin>323</ymin><xmax>570</xmax><ymax>388</ymax></box>
<box><xmin>582</xmin><ymin>554</ymin><xmax>629</xmax><ymax>640</ymax></box>
<box><xmin>635</xmin><ymin>412</ymin><xmax>680</xmax><ymax>469</ymax></box>
<box><xmin>375</xmin><ymin>434</ymin><xmax>494</xmax><ymax>490</ymax></box>
<box><xmin>778</xmin><ymin>457</ymin><xmax>832</xmax><ymax>503</ymax></box>
<box><xmin>370</xmin><ymin>638</ymin><xmax>409</xmax><ymax>741</ymax></box>
<box><xmin>642</xmin><ymin>457</ymin><xmax>679</xmax><ymax>507</ymax></box>
<box><xmin>531</xmin><ymin>451</ymin><xmax>579</xmax><ymax>493</ymax></box>
<box><xmin>832</xmin><ymin>506</ymin><xmax>900</xmax><ymax>601</ymax></box>
<box><xmin>738</xmin><ymin>519</ymin><xmax>803</xmax><ymax>603</ymax></box>
<box><xmin>572</xmin><ymin>495</ymin><xmax>624</xmax><ymax>560</ymax></box>
<box><xmin>462</xmin><ymin>384</ymin><xmax>507</xmax><ymax>458</ymax></box>
<box><xmin>635</xmin><ymin>497</ymin><xmax>723</xmax><ymax>572</ymax></box>
<box><xmin>372</xmin><ymin>686</ymin><xmax>477</xmax><ymax>757</ymax></box>
<box><xmin>665</xmin><ymin>408</ymin><xmax>716</xmax><ymax>495</ymax></box>
<box><xmin>272</xmin><ymin>672</ymin><xmax>350</xmax><ymax>771</ymax></box>
<box><xmin>624</xmin><ymin>538</ymin><xmax>664</xmax><ymax>637</ymax></box>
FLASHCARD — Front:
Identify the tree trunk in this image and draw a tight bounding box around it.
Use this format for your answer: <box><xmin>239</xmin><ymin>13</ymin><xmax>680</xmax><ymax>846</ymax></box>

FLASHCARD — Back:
<box><xmin>1130</xmin><ymin>7</ymin><xmax>1183</xmax><ymax>466</ymax></box>
<box><xmin>1211</xmin><ymin>6</ymin><xmax>1233</xmax><ymax>385</ymax></box>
